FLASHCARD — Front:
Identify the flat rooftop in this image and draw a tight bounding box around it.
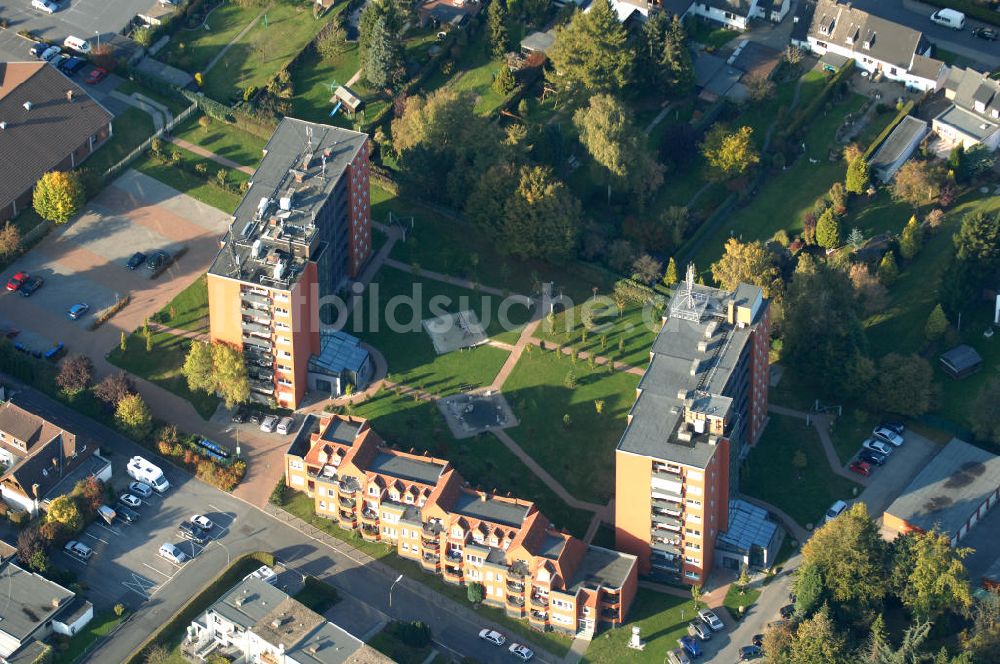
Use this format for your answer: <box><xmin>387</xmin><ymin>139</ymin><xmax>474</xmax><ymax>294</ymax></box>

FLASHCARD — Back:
<box><xmin>934</xmin><ymin>104</ymin><xmax>999</xmax><ymax>142</ymax></box>
<box><xmin>0</xmin><ymin>562</ymin><xmax>75</xmax><ymax>641</ymax></box>
<box><xmin>452</xmin><ymin>492</ymin><xmax>530</xmax><ymax>528</ymax></box>
<box><xmin>567</xmin><ymin>546</ymin><xmax>637</xmax><ymax>593</ymax></box>
<box><xmin>209</xmin><ymin>117</ymin><xmax>367</xmax><ymax>291</ymax></box>
<box><xmin>321</xmin><ymin>417</ymin><xmax>362</xmax><ymax>446</ymax></box>
<box><xmin>885</xmin><ymin>438</ymin><xmax>1000</xmax><ymax>536</ymax></box>
<box><xmin>870</xmin><ymin>115</ymin><xmax>927</xmax><ymax>172</ymax></box>
<box><xmin>368</xmin><ymin>452</ymin><xmax>445</xmax><ymax>486</ymax></box>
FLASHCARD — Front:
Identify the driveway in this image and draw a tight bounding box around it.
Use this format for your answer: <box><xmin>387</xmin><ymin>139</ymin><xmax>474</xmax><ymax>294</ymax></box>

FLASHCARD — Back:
<box><xmin>0</xmin><ymin>169</ymin><xmax>228</xmax><ymax>365</ymax></box>
<box><xmin>9</xmin><ymin>386</ymin><xmax>565</xmax><ymax>664</ymax></box>
<box><xmin>852</xmin><ymin>430</ymin><xmax>940</xmax><ymax>524</ymax></box>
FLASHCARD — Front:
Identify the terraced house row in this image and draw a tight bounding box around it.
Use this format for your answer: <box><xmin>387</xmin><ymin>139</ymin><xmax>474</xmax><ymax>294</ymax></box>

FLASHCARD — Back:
<box><xmin>284</xmin><ymin>414</ymin><xmax>638</xmax><ymax>636</ymax></box>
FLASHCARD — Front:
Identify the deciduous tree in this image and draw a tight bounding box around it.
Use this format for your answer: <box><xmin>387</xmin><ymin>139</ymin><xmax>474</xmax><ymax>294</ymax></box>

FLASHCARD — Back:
<box><xmin>631</xmin><ymin>254</ymin><xmax>662</xmax><ymax>285</ymax></box>
<box><xmin>793</xmin><ymin>562</ymin><xmax>824</xmax><ymax>619</ymax></box>
<box><xmin>47</xmin><ymin>495</ymin><xmax>82</xmax><ymax>532</ymax></box>
<box><xmin>546</xmin><ymin>0</ymin><xmax>633</xmax><ymax>103</ymax></box>
<box><xmin>892</xmin><ymin>160</ymin><xmax>943</xmax><ymax>207</ymax></box>
<box><xmin>710</xmin><ymin>238</ymin><xmax>780</xmax><ymax>298</ymax></box>
<box><xmin>787</xmin><ymin>604</ymin><xmax>849</xmax><ymax>664</ymax></box>
<box><xmin>33</xmin><ymin>171</ymin><xmax>85</xmax><ymax>224</ymax></box>
<box><xmin>845</xmin><ymin>157</ymin><xmax>869</xmax><ymax>194</ymax></box>
<box><xmin>95</xmin><ymin>372</ymin><xmax>136</xmax><ymax>409</ymax></box>
<box><xmin>316</xmin><ymin>23</ymin><xmax>350</xmax><ymax>59</ymax></box>
<box><xmin>901</xmin><ymin>529</ymin><xmax>972</xmax><ymax>623</ymax></box>
<box><xmin>0</xmin><ymin>222</ymin><xmax>19</xmax><ymax>258</ymax></box>
<box><xmin>212</xmin><ymin>342</ymin><xmax>250</xmax><ymax>408</ymax></box>
<box><xmin>183</xmin><ymin>341</ymin><xmax>215</xmax><ymax>394</ymax></box>
<box><xmin>701</xmin><ymin>125</ymin><xmax>759</xmax><ymax>180</ymax></box>
<box><xmin>503</xmin><ymin>166</ymin><xmax>581</xmax><ymax>263</ymax></box>
<box><xmin>56</xmin><ymin>354</ymin><xmax>93</xmax><ymax>397</ymax></box>
<box><xmin>924</xmin><ymin>304</ymin><xmax>949</xmax><ymax>342</ymax></box>
<box><xmin>868</xmin><ymin>353</ymin><xmax>935</xmax><ymax>417</ymax></box>
<box><xmin>116</xmin><ymin>393</ymin><xmax>153</xmax><ymax>439</ymax></box>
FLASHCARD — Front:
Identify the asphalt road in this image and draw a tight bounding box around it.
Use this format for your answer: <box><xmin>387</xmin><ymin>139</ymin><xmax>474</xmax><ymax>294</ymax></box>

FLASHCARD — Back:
<box><xmin>4</xmin><ymin>0</ymin><xmax>151</xmax><ymax>47</ymax></box>
<box><xmin>849</xmin><ymin>0</ymin><xmax>1000</xmax><ymax>68</ymax></box>
<box><xmin>6</xmin><ymin>385</ymin><xmax>562</xmax><ymax>664</ymax></box>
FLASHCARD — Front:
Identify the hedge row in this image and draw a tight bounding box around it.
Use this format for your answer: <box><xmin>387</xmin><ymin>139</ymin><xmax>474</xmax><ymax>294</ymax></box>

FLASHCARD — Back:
<box><xmin>863</xmin><ymin>100</ymin><xmax>916</xmax><ymax>159</ymax></box>
<box><xmin>922</xmin><ymin>0</ymin><xmax>1000</xmax><ymax>27</ymax></box>
<box><xmin>779</xmin><ymin>60</ymin><xmax>856</xmax><ymax>141</ymax></box>
<box><xmin>124</xmin><ymin>551</ymin><xmax>276</xmax><ymax>664</ymax></box>
<box><xmin>177</xmin><ymin>89</ymin><xmax>278</xmax><ymax>139</ymax></box>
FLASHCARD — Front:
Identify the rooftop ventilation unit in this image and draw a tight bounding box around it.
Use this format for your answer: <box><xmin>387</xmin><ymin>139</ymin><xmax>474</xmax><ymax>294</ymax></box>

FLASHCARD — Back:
<box><xmin>0</xmin><ymin>121</ymin><xmax>6</xmax><ymax>130</ymax></box>
<box><xmin>252</xmin><ymin>239</ymin><xmax>264</xmax><ymax>259</ymax></box>
<box><xmin>22</xmin><ymin>101</ymin><xmax>32</xmax><ymax>111</ymax></box>
<box><xmin>279</xmin><ymin>194</ymin><xmax>292</xmax><ymax>211</ymax></box>
<box><xmin>256</xmin><ymin>197</ymin><xmax>269</xmax><ymax>220</ymax></box>
<box><xmin>273</xmin><ymin>261</ymin><xmax>286</xmax><ymax>281</ymax></box>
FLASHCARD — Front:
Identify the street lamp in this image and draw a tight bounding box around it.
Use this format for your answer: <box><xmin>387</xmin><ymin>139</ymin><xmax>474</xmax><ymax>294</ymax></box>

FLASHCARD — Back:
<box><xmin>388</xmin><ymin>574</ymin><xmax>403</xmax><ymax>609</ymax></box>
<box><xmin>95</xmin><ymin>31</ymin><xmax>100</xmax><ymax>50</ymax></box>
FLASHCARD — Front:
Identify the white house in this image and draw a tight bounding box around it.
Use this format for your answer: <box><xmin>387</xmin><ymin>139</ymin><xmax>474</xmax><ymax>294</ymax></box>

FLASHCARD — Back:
<box><xmin>933</xmin><ymin>67</ymin><xmax>1000</xmax><ymax>152</ymax></box>
<box><xmin>185</xmin><ymin>577</ymin><xmax>390</xmax><ymax>664</ymax></box>
<box><xmin>792</xmin><ymin>0</ymin><xmax>944</xmax><ymax>91</ymax></box>
<box><xmin>612</xmin><ymin>0</ymin><xmax>788</xmax><ymax>29</ymax></box>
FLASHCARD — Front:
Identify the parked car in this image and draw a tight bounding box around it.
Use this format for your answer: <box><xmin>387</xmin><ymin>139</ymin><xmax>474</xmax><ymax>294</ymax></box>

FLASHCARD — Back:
<box><xmin>677</xmin><ymin>635</ymin><xmax>702</xmax><ymax>658</ymax></box>
<box><xmin>779</xmin><ymin>604</ymin><xmax>795</xmax><ymax>620</ymax></box>
<box><xmin>667</xmin><ymin>648</ymin><xmax>692</xmax><ymax>664</ymax></box>
<box><xmin>508</xmin><ymin>643</ymin><xmax>533</xmax><ymax>661</ymax></box>
<box><xmin>248</xmin><ymin>411</ymin><xmax>263</xmax><ymax>425</ymax></box>
<box><xmin>698</xmin><ymin>608</ymin><xmax>724</xmax><ymax>631</ymax></box>
<box><xmin>479</xmin><ymin>629</ymin><xmax>506</xmax><ymax>646</ymax></box>
<box><xmin>126</xmin><ymin>251</ymin><xmax>146</xmax><ymax>270</ymax></box>
<box><xmin>50</xmin><ymin>54</ymin><xmax>69</xmax><ymax>70</ymax></box>
<box><xmin>752</xmin><ymin>634</ymin><xmax>764</xmax><ymax>647</ymax></box>
<box><xmin>879</xmin><ymin>420</ymin><xmax>905</xmax><ymax>436</ymax></box>
<box><xmin>119</xmin><ymin>493</ymin><xmax>142</xmax><ymax>509</ymax></box>
<box><xmin>158</xmin><ymin>543</ymin><xmax>189</xmax><ymax>564</ymax></box>
<box><xmin>116</xmin><ymin>504</ymin><xmax>140</xmax><ymax>523</ymax></box>
<box><xmin>31</xmin><ymin>0</ymin><xmax>59</xmax><ymax>13</ymax></box>
<box><xmin>19</xmin><ymin>277</ymin><xmax>44</xmax><ymax>297</ymax></box>
<box><xmin>67</xmin><ymin>303</ymin><xmax>89</xmax><ymax>319</ymax></box>
<box><xmin>129</xmin><ymin>481</ymin><xmax>153</xmax><ymax>498</ymax></box>
<box><xmin>85</xmin><ymin>67</ymin><xmax>108</xmax><ymax>85</ymax></box>
<box><xmin>30</xmin><ymin>42</ymin><xmax>50</xmax><ymax>58</ymax></box>
<box><xmin>191</xmin><ymin>514</ymin><xmax>214</xmax><ymax>532</ymax></box>
<box><xmin>276</xmin><ymin>416</ymin><xmax>295</xmax><ymax>435</ymax></box>
<box><xmin>862</xmin><ymin>438</ymin><xmax>893</xmax><ymax>456</ymax></box>
<box><xmin>825</xmin><ymin>499</ymin><xmax>848</xmax><ymax>523</ymax></box>
<box><xmin>146</xmin><ymin>249</ymin><xmax>170</xmax><ymax>274</ymax></box>
<box><xmin>848</xmin><ymin>460</ymin><xmax>872</xmax><ymax>477</ymax></box>
<box><xmin>739</xmin><ymin>645</ymin><xmax>764</xmax><ymax>661</ymax></box>
<box><xmin>6</xmin><ymin>271</ymin><xmax>28</xmax><ymax>291</ymax></box>
<box><xmin>63</xmin><ymin>36</ymin><xmax>91</xmax><ymax>54</ymax></box>
<box><xmin>97</xmin><ymin>505</ymin><xmax>116</xmax><ymax>525</ymax></box>
<box><xmin>929</xmin><ymin>7</ymin><xmax>966</xmax><ymax>30</ymax></box>
<box><xmin>873</xmin><ymin>426</ymin><xmax>904</xmax><ymax>447</ymax></box>
<box><xmin>260</xmin><ymin>415</ymin><xmax>278</xmax><ymax>433</ymax></box>
<box><xmin>231</xmin><ymin>407</ymin><xmax>248</xmax><ymax>424</ymax></box>
<box><xmin>40</xmin><ymin>46</ymin><xmax>62</xmax><ymax>62</ymax></box>
<box><xmin>60</xmin><ymin>56</ymin><xmax>87</xmax><ymax>75</ymax></box>
<box><xmin>688</xmin><ymin>621</ymin><xmax>711</xmax><ymax>641</ymax></box>
<box><xmin>178</xmin><ymin>521</ymin><xmax>208</xmax><ymax>545</ymax></box>
<box><xmin>972</xmin><ymin>26</ymin><xmax>999</xmax><ymax>40</ymax></box>
<box><xmin>858</xmin><ymin>449</ymin><xmax>887</xmax><ymax>466</ymax></box>
<box><xmin>64</xmin><ymin>540</ymin><xmax>93</xmax><ymax>560</ymax></box>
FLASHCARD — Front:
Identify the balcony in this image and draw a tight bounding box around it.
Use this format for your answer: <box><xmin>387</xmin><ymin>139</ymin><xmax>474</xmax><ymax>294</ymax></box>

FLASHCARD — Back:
<box><xmin>241</xmin><ymin>292</ymin><xmax>270</xmax><ymax>307</ymax></box>
<box><xmin>250</xmin><ymin>380</ymin><xmax>275</xmax><ymax>396</ymax></box>
<box><xmin>601</xmin><ymin>607</ymin><xmax>620</xmax><ymax>621</ymax></box>
<box><xmin>653</xmin><ymin>503</ymin><xmax>683</xmax><ymax>518</ymax></box>
<box><xmin>242</xmin><ymin>336</ymin><xmax>272</xmax><ymax>352</ymax></box>
<box><xmin>338</xmin><ymin>481</ymin><xmax>358</xmax><ymax>495</ymax></box>
<box><xmin>241</xmin><ymin>307</ymin><xmax>271</xmax><ymax>322</ymax></box>
<box><xmin>530</xmin><ymin>595</ymin><xmax>549</xmax><ymax>609</ymax></box>
<box><xmin>506</xmin><ymin>595</ymin><xmax>525</xmax><ymax>608</ymax></box>
<box><xmin>651</xmin><ymin>513</ymin><xmax>682</xmax><ymax>530</ymax></box>
<box><xmin>241</xmin><ymin>320</ymin><xmax>272</xmax><ymax>336</ymax></box>
<box><xmin>507</xmin><ymin>580</ymin><xmax>524</xmax><ymax>593</ymax></box>
<box><xmin>652</xmin><ymin>467</ymin><xmax>684</xmax><ymax>483</ymax></box>
<box><xmin>529</xmin><ymin>610</ymin><xmax>548</xmax><ymax>623</ymax></box>
<box><xmin>338</xmin><ymin>495</ymin><xmax>356</xmax><ymax>509</ymax></box>
<box><xmin>444</xmin><ymin>565</ymin><xmax>462</xmax><ymax>579</ymax></box>
<box><xmin>650</xmin><ymin>555</ymin><xmax>681</xmax><ymax>572</ymax></box>
<box><xmin>422</xmin><ymin>552</ymin><xmax>440</xmax><ymax>566</ymax></box>
<box><xmin>360</xmin><ymin>508</ymin><xmax>378</xmax><ymax>523</ymax></box>
<box><xmin>338</xmin><ymin>510</ymin><xmax>356</xmax><ymax>524</ymax></box>
<box><xmin>508</xmin><ymin>561</ymin><xmax>529</xmax><ymax>579</ymax></box>
<box><xmin>446</xmin><ymin>550</ymin><xmax>462</xmax><ymax>562</ymax></box>
<box><xmin>651</xmin><ymin>541</ymin><xmax>682</xmax><ymax>556</ymax></box>
<box><xmin>422</xmin><ymin>539</ymin><xmax>439</xmax><ymax>551</ymax></box>
<box><xmin>250</xmin><ymin>367</ymin><xmax>274</xmax><ymax>382</ymax></box>
<box><xmin>361</xmin><ymin>524</ymin><xmax>378</xmax><ymax>538</ymax></box>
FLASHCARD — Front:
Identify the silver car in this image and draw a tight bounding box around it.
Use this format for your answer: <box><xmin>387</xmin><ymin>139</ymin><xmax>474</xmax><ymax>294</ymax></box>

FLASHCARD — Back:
<box><xmin>260</xmin><ymin>415</ymin><xmax>278</xmax><ymax>433</ymax></box>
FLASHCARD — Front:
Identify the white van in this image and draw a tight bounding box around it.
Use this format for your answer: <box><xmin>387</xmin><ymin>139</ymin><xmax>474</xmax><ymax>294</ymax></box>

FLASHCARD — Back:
<box><xmin>930</xmin><ymin>8</ymin><xmax>966</xmax><ymax>30</ymax></box>
<box><xmin>127</xmin><ymin>455</ymin><xmax>170</xmax><ymax>493</ymax></box>
<box><xmin>63</xmin><ymin>36</ymin><xmax>92</xmax><ymax>54</ymax></box>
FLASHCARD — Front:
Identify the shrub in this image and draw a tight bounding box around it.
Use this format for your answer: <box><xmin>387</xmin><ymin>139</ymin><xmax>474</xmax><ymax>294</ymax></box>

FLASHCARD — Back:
<box><xmin>269</xmin><ymin>478</ymin><xmax>288</xmax><ymax>506</ymax></box>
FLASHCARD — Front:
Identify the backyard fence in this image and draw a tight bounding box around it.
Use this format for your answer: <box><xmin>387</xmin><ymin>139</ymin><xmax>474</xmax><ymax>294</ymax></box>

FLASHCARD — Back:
<box><xmin>103</xmin><ymin>102</ymin><xmax>199</xmax><ymax>179</ymax></box>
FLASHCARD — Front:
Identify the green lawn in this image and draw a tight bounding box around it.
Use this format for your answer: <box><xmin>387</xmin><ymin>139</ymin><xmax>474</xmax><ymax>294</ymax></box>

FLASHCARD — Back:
<box><xmin>156</xmin><ymin>274</ymin><xmax>209</xmax><ymax>332</ymax></box>
<box><xmin>582</xmin><ymin>590</ymin><xmax>696</xmax><ymax>664</ymax></box>
<box><xmin>502</xmin><ymin>346</ymin><xmax>641</xmax><ymax>505</ymax></box>
<box><xmin>288</xmin><ymin>45</ymin><xmax>392</xmax><ymax>129</ymax></box>
<box><xmin>85</xmin><ymin>107</ymin><xmax>156</xmax><ymax>175</ymax></box>
<box><xmin>688</xmin><ymin>21</ymin><xmax>738</xmax><ymax>50</ymax></box>
<box><xmin>535</xmin><ymin>300</ymin><xmax>658</xmax><ymax>369</ymax></box>
<box><xmin>742</xmin><ymin>414</ymin><xmax>861</xmax><ymax>530</ymax></box>
<box><xmin>723</xmin><ymin>584</ymin><xmax>761</xmax><ymax>620</ymax></box>
<box><xmin>173</xmin><ymin>114</ymin><xmax>267</xmax><ymax>169</ymax></box>
<box><xmin>366</xmin><ymin>623</ymin><xmax>434</xmax><ymax>664</ymax></box>
<box><xmin>107</xmin><ymin>330</ymin><xmax>221</xmax><ymax>419</ymax></box>
<box><xmin>133</xmin><ymin>150</ymin><xmax>244</xmax><ymax>212</ymax></box>
<box><xmin>53</xmin><ymin>611</ymin><xmax>126</xmax><ymax>664</ymax></box>
<box><xmin>201</xmin><ymin>3</ymin><xmax>337</xmax><ymax>102</ymax></box>
<box><xmin>116</xmin><ymin>80</ymin><xmax>191</xmax><ymax>116</ymax></box>
<box><xmin>378</xmin><ymin>184</ymin><xmax>616</xmax><ymax>301</ymax></box>
<box><xmin>282</xmin><ymin>490</ymin><xmax>574</xmax><ymax>656</ymax></box>
<box><xmin>159</xmin><ymin>2</ymin><xmax>266</xmax><ymax>74</ymax></box>
<box><xmin>828</xmin><ymin>407</ymin><xmax>880</xmax><ymax>464</ymax></box>
<box><xmin>348</xmin><ymin>267</ymin><xmax>523</xmax><ymax>395</ymax></box>
<box><xmin>347</xmin><ymin>389</ymin><xmax>594</xmax><ymax>536</ymax></box>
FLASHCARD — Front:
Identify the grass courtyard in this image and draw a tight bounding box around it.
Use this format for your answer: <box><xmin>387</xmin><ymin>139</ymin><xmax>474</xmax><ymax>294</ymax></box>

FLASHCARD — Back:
<box><xmin>346</xmin><ymin>389</ymin><xmax>595</xmax><ymax>537</ymax></box>
<box><xmin>133</xmin><ymin>148</ymin><xmax>246</xmax><ymax>212</ymax></box>
<box><xmin>155</xmin><ymin>274</ymin><xmax>209</xmax><ymax>332</ymax></box>
<box><xmin>159</xmin><ymin>2</ymin><xmax>268</xmax><ymax>74</ymax></box>
<box><xmin>502</xmin><ymin>347</ymin><xmax>641</xmax><ymax>505</ymax></box>
<box><xmin>172</xmin><ymin>114</ymin><xmax>267</xmax><ymax>169</ymax></box>
<box><xmin>742</xmin><ymin>414</ymin><xmax>861</xmax><ymax>529</ymax></box>
<box><xmin>107</xmin><ymin>329</ymin><xmax>221</xmax><ymax>419</ymax></box>
<box><xmin>535</xmin><ymin>299</ymin><xmax>659</xmax><ymax>370</ymax></box>
<box><xmin>582</xmin><ymin>590</ymin><xmax>696</xmax><ymax>664</ymax></box>
<box><xmin>86</xmin><ymin>107</ymin><xmax>156</xmax><ymax>175</ymax></box>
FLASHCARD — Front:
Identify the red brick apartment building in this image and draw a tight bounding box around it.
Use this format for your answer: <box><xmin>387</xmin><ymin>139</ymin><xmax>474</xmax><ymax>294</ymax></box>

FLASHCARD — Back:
<box><xmin>0</xmin><ymin>62</ymin><xmax>113</xmax><ymax>222</ymax></box>
<box><xmin>616</xmin><ymin>268</ymin><xmax>770</xmax><ymax>584</ymax></box>
<box><xmin>285</xmin><ymin>414</ymin><xmax>638</xmax><ymax>636</ymax></box>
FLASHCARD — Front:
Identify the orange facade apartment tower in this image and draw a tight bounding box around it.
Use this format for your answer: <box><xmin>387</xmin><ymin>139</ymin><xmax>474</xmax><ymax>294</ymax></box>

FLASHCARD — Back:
<box><xmin>615</xmin><ymin>267</ymin><xmax>770</xmax><ymax>584</ymax></box>
<box><xmin>285</xmin><ymin>414</ymin><xmax>639</xmax><ymax>636</ymax></box>
<box><xmin>207</xmin><ymin>119</ymin><xmax>372</xmax><ymax>409</ymax></box>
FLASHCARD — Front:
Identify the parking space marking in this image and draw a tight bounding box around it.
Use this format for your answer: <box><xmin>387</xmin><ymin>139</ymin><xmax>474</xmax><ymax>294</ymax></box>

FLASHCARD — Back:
<box><xmin>83</xmin><ymin>531</ymin><xmax>109</xmax><ymax>545</ymax></box>
<box><xmin>93</xmin><ymin>522</ymin><xmax>120</xmax><ymax>537</ymax></box>
<box><xmin>142</xmin><ymin>562</ymin><xmax>174</xmax><ymax>580</ymax></box>
<box><xmin>123</xmin><ymin>572</ymin><xmax>158</xmax><ymax>600</ymax></box>
<box><xmin>207</xmin><ymin>504</ymin><xmax>229</xmax><ymax>516</ymax></box>
<box><xmin>61</xmin><ymin>552</ymin><xmax>89</xmax><ymax>566</ymax></box>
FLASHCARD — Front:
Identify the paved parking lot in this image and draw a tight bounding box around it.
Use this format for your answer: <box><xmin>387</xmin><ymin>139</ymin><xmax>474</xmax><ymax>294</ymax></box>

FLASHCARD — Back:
<box><xmin>3</xmin><ymin>0</ymin><xmax>154</xmax><ymax>48</ymax></box>
<box><xmin>0</xmin><ymin>169</ymin><xmax>228</xmax><ymax>360</ymax></box>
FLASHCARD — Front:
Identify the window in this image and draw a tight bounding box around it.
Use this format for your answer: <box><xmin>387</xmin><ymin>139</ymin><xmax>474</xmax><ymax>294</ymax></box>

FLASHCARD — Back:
<box><xmin>291</xmin><ymin>476</ymin><xmax>305</xmax><ymax>487</ymax></box>
<box><xmin>319</xmin><ymin>501</ymin><xmax>326</xmax><ymax>509</ymax></box>
<box><xmin>686</xmin><ymin>499</ymin><xmax>702</xmax><ymax>508</ymax></box>
<box><xmin>684</xmin><ymin>571</ymin><xmax>700</xmax><ymax>580</ymax></box>
<box><xmin>289</xmin><ymin>460</ymin><xmax>303</xmax><ymax>470</ymax></box>
<box><xmin>684</xmin><ymin>527</ymin><xmax>701</xmax><ymax>536</ymax></box>
<box><xmin>685</xmin><ymin>556</ymin><xmax>699</xmax><ymax>564</ymax></box>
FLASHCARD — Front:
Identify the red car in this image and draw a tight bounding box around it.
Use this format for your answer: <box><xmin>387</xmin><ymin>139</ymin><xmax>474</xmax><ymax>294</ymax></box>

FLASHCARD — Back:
<box><xmin>5</xmin><ymin>271</ymin><xmax>28</xmax><ymax>291</ymax></box>
<box><xmin>848</xmin><ymin>460</ymin><xmax>872</xmax><ymax>477</ymax></box>
<box><xmin>84</xmin><ymin>67</ymin><xmax>107</xmax><ymax>85</ymax></box>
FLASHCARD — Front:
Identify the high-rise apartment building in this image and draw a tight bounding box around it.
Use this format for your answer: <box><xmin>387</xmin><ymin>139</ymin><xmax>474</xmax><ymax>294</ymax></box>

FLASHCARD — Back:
<box><xmin>207</xmin><ymin>118</ymin><xmax>372</xmax><ymax>409</ymax></box>
<box><xmin>285</xmin><ymin>414</ymin><xmax>639</xmax><ymax>636</ymax></box>
<box><xmin>615</xmin><ymin>267</ymin><xmax>770</xmax><ymax>584</ymax></box>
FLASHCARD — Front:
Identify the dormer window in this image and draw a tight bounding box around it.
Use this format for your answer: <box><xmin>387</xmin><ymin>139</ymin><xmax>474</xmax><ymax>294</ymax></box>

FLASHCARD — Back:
<box><xmin>369</xmin><ymin>485</ymin><xmax>379</xmax><ymax>496</ymax></box>
<box><xmin>863</xmin><ymin>32</ymin><xmax>875</xmax><ymax>50</ymax></box>
<box><xmin>991</xmin><ymin>108</ymin><xmax>999</xmax><ymax>119</ymax></box>
<box><xmin>405</xmin><ymin>493</ymin><xmax>414</xmax><ymax>504</ymax></box>
<box><xmin>847</xmin><ymin>27</ymin><xmax>859</xmax><ymax>44</ymax></box>
<box><xmin>975</xmin><ymin>101</ymin><xmax>986</xmax><ymax>113</ymax></box>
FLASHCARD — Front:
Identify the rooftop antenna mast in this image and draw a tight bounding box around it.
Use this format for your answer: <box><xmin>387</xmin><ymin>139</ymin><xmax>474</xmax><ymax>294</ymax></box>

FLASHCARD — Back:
<box><xmin>669</xmin><ymin>262</ymin><xmax>708</xmax><ymax>322</ymax></box>
<box><xmin>305</xmin><ymin>125</ymin><xmax>313</xmax><ymax>152</ymax></box>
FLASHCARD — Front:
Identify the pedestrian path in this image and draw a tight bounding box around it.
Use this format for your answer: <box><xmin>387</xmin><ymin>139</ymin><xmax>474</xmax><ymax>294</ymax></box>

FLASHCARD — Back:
<box><xmin>767</xmin><ymin>403</ymin><xmax>865</xmax><ymax>485</ymax></box>
<box><xmin>109</xmin><ymin>90</ymin><xmax>170</xmax><ymax>130</ymax></box>
<box><xmin>202</xmin><ymin>3</ymin><xmax>274</xmax><ymax>75</ymax></box>
<box><xmin>167</xmin><ymin>137</ymin><xmax>255</xmax><ymax>175</ymax></box>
